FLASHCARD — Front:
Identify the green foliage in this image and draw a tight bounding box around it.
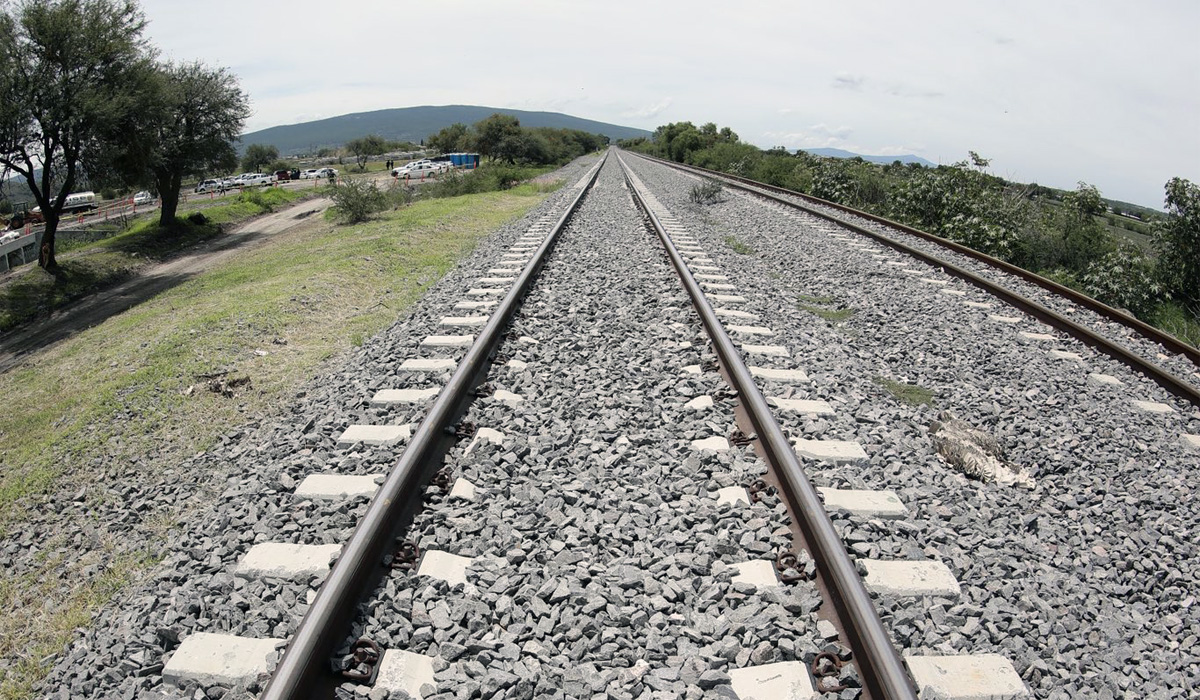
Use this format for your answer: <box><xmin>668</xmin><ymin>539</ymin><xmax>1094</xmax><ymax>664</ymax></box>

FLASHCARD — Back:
<box><xmin>474</xmin><ymin>113</ymin><xmax>523</xmax><ymax>163</ymax></box>
<box><xmin>724</xmin><ymin>236</ymin><xmax>754</xmax><ymax>255</ymax></box>
<box><xmin>240</xmin><ymin>144</ymin><xmax>278</xmax><ymax>173</ymax></box>
<box><xmin>1156</xmin><ymin>177</ymin><xmax>1200</xmax><ymax>309</ymax></box>
<box><xmin>330</xmin><ymin>178</ymin><xmax>387</xmax><ymax>223</ymax></box>
<box><xmin>345</xmin><ymin>134</ymin><xmax>386</xmax><ymax>170</ymax></box>
<box><xmin>1081</xmin><ymin>241</ymin><xmax>1163</xmax><ymax>316</ymax></box>
<box><xmin>874</xmin><ymin>377</ymin><xmax>935</xmax><ymax>406</ymax></box>
<box><xmin>688</xmin><ymin>180</ymin><xmax>724</xmax><ymax>205</ymax></box>
<box><xmin>427</xmin><ymin>123</ymin><xmax>472</xmax><ymax>154</ymax></box>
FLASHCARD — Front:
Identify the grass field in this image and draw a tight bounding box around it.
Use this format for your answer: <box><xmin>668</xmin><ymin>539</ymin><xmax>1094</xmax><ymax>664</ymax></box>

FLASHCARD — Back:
<box><xmin>0</xmin><ymin>183</ymin><xmax>551</xmax><ymax>699</ymax></box>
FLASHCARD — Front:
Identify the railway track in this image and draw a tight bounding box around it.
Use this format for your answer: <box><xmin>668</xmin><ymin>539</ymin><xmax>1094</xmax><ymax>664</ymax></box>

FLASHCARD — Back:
<box><xmin>41</xmin><ymin>150</ymin><xmax>1198</xmax><ymax>699</ymax></box>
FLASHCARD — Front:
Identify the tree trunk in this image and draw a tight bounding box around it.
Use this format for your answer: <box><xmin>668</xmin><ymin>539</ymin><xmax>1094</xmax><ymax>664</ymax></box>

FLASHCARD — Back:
<box><xmin>157</xmin><ymin>171</ymin><xmax>182</xmax><ymax>228</ymax></box>
<box><xmin>39</xmin><ymin>216</ymin><xmax>59</xmax><ymax>272</ymax></box>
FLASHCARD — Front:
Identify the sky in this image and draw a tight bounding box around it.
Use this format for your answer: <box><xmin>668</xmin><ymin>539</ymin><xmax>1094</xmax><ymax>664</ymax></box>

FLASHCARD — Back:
<box><xmin>139</xmin><ymin>0</ymin><xmax>1199</xmax><ymax>209</ymax></box>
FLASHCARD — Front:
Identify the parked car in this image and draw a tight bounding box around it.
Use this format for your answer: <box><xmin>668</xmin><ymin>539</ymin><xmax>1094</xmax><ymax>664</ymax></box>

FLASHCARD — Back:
<box><xmin>274</xmin><ymin>170</ymin><xmax>291</xmax><ymax>181</ymax></box>
<box><xmin>313</xmin><ymin>167</ymin><xmax>338</xmax><ymax>179</ymax></box>
<box><xmin>195</xmin><ymin>179</ymin><xmax>224</xmax><ymax>194</ymax></box>
<box><xmin>393</xmin><ymin>162</ymin><xmax>442</xmax><ymax>179</ymax></box>
<box><xmin>132</xmin><ymin>191</ymin><xmax>154</xmax><ymax>205</ymax></box>
<box><xmin>299</xmin><ymin>169</ymin><xmax>320</xmax><ymax>180</ymax></box>
<box><xmin>242</xmin><ymin>173</ymin><xmax>273</xmax><ymax>187</ymax></box>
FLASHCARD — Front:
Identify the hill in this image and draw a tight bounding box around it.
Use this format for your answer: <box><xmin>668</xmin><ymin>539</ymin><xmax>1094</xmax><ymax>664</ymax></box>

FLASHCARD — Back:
<box><xmin>802</xmin><ymin>148</ymin><xmax>936</xmax><ymax>168</ymax></box>
<box><xmin>241</xmin><ymin>105</ymin><xmax>651</xmax><ymax>155</ymax></box>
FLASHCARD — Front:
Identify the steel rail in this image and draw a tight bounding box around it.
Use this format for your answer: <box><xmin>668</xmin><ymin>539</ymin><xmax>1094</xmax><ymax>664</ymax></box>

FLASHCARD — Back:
<box><xmin>260</xmin><ymin>152</ymin><xmax>607</xmax><ymax>699</ymax></box>
<box><xmin>616</xmin><ymin>153</ymin><xmax>918</xmax><ymax>700</ymax></box>
<box><xmin>627</xmin><ymin>152</ymin><xmax>1200</xmax><ymax>408</ymax></box>
<box><xmin>634</xmin><ymin>152</ymin><xmax>1200</xmax><ymax>369</ymax></box>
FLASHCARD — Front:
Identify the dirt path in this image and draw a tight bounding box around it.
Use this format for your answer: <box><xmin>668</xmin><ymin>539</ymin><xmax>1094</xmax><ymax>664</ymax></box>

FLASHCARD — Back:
<box><xmin>0</xmin><ymin>197</ymin><xmax>331</xmax><ymax>374</ymax></box>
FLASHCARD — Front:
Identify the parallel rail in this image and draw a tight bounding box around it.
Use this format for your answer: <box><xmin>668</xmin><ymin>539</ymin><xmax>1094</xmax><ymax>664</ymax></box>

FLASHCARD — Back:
<box><xmin>260</xmin><ymin>154</ymin><xmax>607</xmax><ymax>698</ymax></box>
<box><xmin>616</xmin><ymin>153</ymin><xmax>918</xmax><ymax>700</ymax></box>
<box><xmin>629</xmin><ymin>152</ymin><xmax>1200</xmax><ymax>408</ymax></box>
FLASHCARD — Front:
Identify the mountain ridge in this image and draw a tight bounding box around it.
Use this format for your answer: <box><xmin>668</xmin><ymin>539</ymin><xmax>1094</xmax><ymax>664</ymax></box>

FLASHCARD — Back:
<box><xmin>241</xmin><ymin>105</ymin><xmax>651</xmax><ymax>155</ymax></box>
<box><xmin>801</xmin><ymin>147</ymin><xmax>936</xmax><ymax>167</ymax></box>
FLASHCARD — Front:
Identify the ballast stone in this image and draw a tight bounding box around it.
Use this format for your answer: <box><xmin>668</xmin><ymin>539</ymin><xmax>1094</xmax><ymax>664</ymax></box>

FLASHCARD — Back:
<box><xmin>692</xmin><ymin>436</ymin><xmax>730</xmax><ymax>452</ymax></box>
<box><xmin>685</xmin><ymin>395</ymin><xmax>714</xmax><ymax>410</ymax></box>
<box><xmin>728</xmin><ymin>661</ymin><xmax>815</xmax><ymax>699</ymax></box>
<box><xmin>862</xmin><ymin>560</ymin><xmax>961</xmax><ymax>597</ymax></box>
<box><xmin>162</xmin><ymin>632</ymin><xmax>281</xmax><ymax>687</ymax></box>
<box><xmin>769</xmin><ymin>397</ymin><xmax>833</xmax><ymax>414</ymax></box>
<box><xmin>1180</xmin><ymin>434</ymin><xmax>1200</xmax><ymax>450</ymax></box>
<box><xmin>235</xmin><ymin>543</ymin><xmax>340</xmax><ymax>580</ymax></box>
<box><xmin>375</xmin><ymin>649</ymin><xmax>437</xmax><ymax>698</ymax></box>
<box><xmin>1132</xmin><ymin>400</ymin><xmax>1175</xmax><ymax>414</ymax></box>
<box><xmin>743</xmin><ymin>344</ymin><xmax>790</xmax><ymax>357</ymax></box>
<box><xmin>1048</xmin><ymin>350</ymin><xmax>1081</xmax><ymax>361</ymax></box>
<box><xmin>295</xmin><ymin>474</ymin><xmax>380</xmax><ymax>500</ymax></box>
<box><xmin>1087</xmin><ymin>373</ymin><xmax>1123</xmax><ymax>386</ymax></box>
<box><xmin>715</xmin><ymin>486</ymin><xmax>750</xmax><ymax>506</ymax></box>
<box><xmin>1019</xmin><ymin>332</ymin><xmax>1055</xmax><ymax>341</ymax></box>
<box><xmin>730</xmin><ymin>560</ymin><xmax>779</xmax><ymax>588</ymax></box>
<box><xmin>417</xmin><ymin>549</ymin><xmax>474</xmax><ymax>586</ymax></box>
<box><xmin>336</xmin><ymin>424</ymin><xmax>410</xmax><ymax>446</ymax></box>
<box><xmin>793</xmin><ymin>438</ymin><xmax>867</xmax><ymax>464</ymax></box>
<box><xmin>750</xmin><ymin>367</ymin><xmax>809</xmax><ymax>382</ymax></box>
<box><xmin>904</xmin><ymin>654</ymin><xmax>1030</xmax><ymax>699</ymax></box>
<box><xmin>371</xmin><ymin>387</ymin><xmax>440</xmax><ymax>405</ymax></box>
<box><xmin>817</xmin><ymin>487</ymin><xmax>908</xmax><ymax>519</ymax></box>
<box><xmin>449</xmin><ymin>478</ymin><xmax>477</xmax><ymax>501</ymax></box>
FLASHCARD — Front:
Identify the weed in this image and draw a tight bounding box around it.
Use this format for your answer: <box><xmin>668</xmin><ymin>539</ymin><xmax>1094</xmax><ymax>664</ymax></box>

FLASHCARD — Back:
<box><xmin>798</xmin><ymin>303</ymin><xmax>855</xmax><ymax>322</ymax></box>
<box><xmin>689</xmin><ymin>179</ymin><xmax>724</xmax><ymax>205</ymax></box>
<box><xmin>874</xmin><ymin>376</ymin><xmax>935</xmax><ymax>406</ymax></box>
<box><xmin>798</xmin><ymin>293</ymin><xmax>837</xmax><ymax>305</ymax></box>
<box><xmin>724</xmin><ymin>236</ymin><xmax>755</xmax><ymax>255</ymax></box>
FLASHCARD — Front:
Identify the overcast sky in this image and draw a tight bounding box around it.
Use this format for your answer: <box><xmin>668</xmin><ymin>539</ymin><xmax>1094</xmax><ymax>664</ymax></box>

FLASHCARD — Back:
<box><xmin>140</xmin><ymin>0</ymin><xmax>1198</xmax><ymax>208</ymax></box>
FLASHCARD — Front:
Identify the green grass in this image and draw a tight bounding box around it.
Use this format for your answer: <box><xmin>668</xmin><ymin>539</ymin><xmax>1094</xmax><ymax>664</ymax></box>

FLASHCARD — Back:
<box><xmin>873</xmin><ymin>376</ymin><xmax>935</xmax><ymax>406</ymax></box>
<box><xmin>0</xmin><ymin>189</ymin><xmax>307</xmax><ymax>332</ymax></box>
<box><xmin>798</xmin><ymin>302</ymin><xmax>855</xmax><ymax>322</ymax></box>
<box><xmin>798</xmin><ymin>293</ymin><xmax>837</xmax><ymax>305</ymax></box>
<box><xmin>0</xmin><ymin>185</ymin><xmax>547</xmax><ymax>698</ymax></box>
<box><xmin>1148</xmin><ymin>301</ymin><xmax>1200</xmax><ymax>348</ymax></box>
<box><xmin>724</xmin><ymin>236</ymin><xmax>755</xmax><ymax>255</ymax></box>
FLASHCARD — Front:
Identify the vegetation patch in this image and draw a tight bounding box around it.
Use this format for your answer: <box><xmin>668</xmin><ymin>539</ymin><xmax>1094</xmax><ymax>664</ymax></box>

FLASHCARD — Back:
<box><xmin>0</xmin><ymin>185</ymin><xmax>547</xmax><ymax>697</ymax></box>
<box><xmin>689</xmin><ymin>179</ymin><xmax>724</xmax><ymax>205</ymax></box>
<box><xmin>724</xmin><ymin>236</ymin><xmax>754</xmax><ymax>255</ymax></box>
<box><xmin>798</xmin><ymin>301</ymin><xmax>855</xmax><ymax>322</ymax></box>
<box><xmin>874</xmin><ymin>376</ymin><xmax>935</xmax><ymax>406</ymax></box>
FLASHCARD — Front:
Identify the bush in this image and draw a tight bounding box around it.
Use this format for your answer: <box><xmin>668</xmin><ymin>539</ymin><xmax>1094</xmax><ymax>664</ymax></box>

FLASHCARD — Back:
<box><xmin>1082</xmin><ymin>242</ymin><xmax>1164</xmax><ymax>316</ymax></box>
<box><xmin>689</xmin><ymin>180</ymin><xmax>724</xmax><ymax>205</ymax></box>
<box><xmin>330</xmin><ymin>179</ymin><xmax>387</xmax><ymax>223</ymax></box>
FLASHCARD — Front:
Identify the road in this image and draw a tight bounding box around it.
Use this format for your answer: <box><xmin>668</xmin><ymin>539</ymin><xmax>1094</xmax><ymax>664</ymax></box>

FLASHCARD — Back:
<box><xmin>0</xmin><ymin>196</ymin><xmax>331</xmax><ymax>374</ymax></box>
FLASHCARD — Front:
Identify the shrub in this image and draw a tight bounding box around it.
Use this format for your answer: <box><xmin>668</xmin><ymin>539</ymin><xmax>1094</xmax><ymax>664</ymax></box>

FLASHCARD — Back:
<box><xmin>330</xmin><ymin>179</ymin><xmax>387</xmax><ymax>223</ymax></box>
<box><xmin>689</xmin><ymin>180</ymin><xmax>724</xmax><ymax>205</ymax></box>
<box><xmin>1082</xmin><ymin>242</ymin><xmax>1164</xmax><ymax>316</ymax></box>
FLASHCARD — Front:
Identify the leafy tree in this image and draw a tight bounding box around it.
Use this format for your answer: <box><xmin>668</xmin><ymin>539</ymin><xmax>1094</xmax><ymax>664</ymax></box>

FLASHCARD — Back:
<box><xmin>240</xmin><ymin>143</ymin><xmax>278</xmax><ymax>173</ymax></box>
<box><xmin>427</xmin><ymin>123</ymin><xmax>470</xmax><ymax>154</ymax></box>
<box><xmin>117</xmin><ymin>61</ymin><xmax>249</xmax><ymax>227</ymax></box>
<box><xmin>346</xmin><ymin>134</ymin><xmax>386</xmax><ymax>170</ymax></box>
<box><xmin>1156</xmin><ymin>177</ymin><xmax>1200</xmax><ymax>310</ymax></box>
<box><xmin>1058</xmin><ymin>182</ymin><xmax>1112</xmax><ymax>271</ymax></box>
<box><xmin>0</xmin><ymin>0</ymin><xmax>152</xmax><ymax>271</ymax></box>
<box><xmin>474</xmin><ymin>114</ymin><xmax>522</xmax><ymax>162</ymax></box>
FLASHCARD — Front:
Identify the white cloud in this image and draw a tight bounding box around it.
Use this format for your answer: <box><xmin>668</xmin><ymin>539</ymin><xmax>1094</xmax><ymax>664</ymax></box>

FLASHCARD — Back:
<box><xmin>621</xmin><ymin>98</ymin><xmax>673</xmax><ymax>120</ymax></box>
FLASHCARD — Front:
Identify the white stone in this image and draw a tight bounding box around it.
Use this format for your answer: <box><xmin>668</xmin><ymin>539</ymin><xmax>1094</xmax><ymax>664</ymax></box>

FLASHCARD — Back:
<box><xmin>693</xmin><ymin>265</ymin><xmax>721</xmax><ymax>272</ymax></box>
<box><xmin>863</xmin><ymin>560</ymin><xmax>961</xmax><ymax>597</ymax></box>
<box><xmin>400</xmin><ymin>358</ymin><xmax>456</xmax><ymax>372</ymax></box>
<box><xmin>715</xmin><ymin>486</ymin><xmax>750</xmax><ymax>506</ymax></box>
<box><xmin>337</xmin><ymin>424</ymin><xmax>411</xmax><ymax>446</ymax></box>
<box><xmin>715</xmin><ymin>308</ymin><xmax>759</xmax><ymax>320</ymax></box>
<box><xmin>902</xmin><ymin>269</ymin><xmax>924</xmax><ymax>275</ymax></box>
<box><xmin>769</xmin><ymin>398</ymin><xmax>834</xmax><ymax>414</ymax></box>
<box><xmin>695</xmin><ymin>274</ymin><xmax>729</xmax><ymax>281</ymax></box>
<box><xmin>817</xmin><ymin>488</ymin><xmax>908</xmax><ymax>518</ymax></box>
<box><xmin>440</xmin><ymin>316</ymin><xmax>488</xmax><ymax>327</ymax></box>
<box><xmin>163</xmin><ymin>633</ymin><xmax>282</xmax><ymax>687</ymax></box>
<box><xmin>235</xmin><ymin>543</ymin><xmax>340</xmax><ymax>580</ymax></box>
<box><xmin>793</xmin><ymin>438</ymin><xmax>867</xmax><ymax>464</ymax></box>
<box><xmin>416</xmin><ymin>549</ymin><xmax>474</xmax><ymax>586</ymax></box>
<box><xmin>371</xmin><ymin>388</ymin><xmax>439</xmax><ymax>405</ymax></box>
<box><xmin>940</xmin><ymin>289</ymin><xmax>967</xmax><ymax>296</ymax></box>
<box><xmin>709</xmin><ymin>294</ymin><xmax>747</xmax><ymax>302</ymax></box>
<box><xmin>466</xmin><ymin>428</ymin><xmax>506</xmax><ymax>452</ymax></box>
<box><xmin>989</xmin><ymin>314</ymin><xmax>1022</xmax><ymax>324</ymax></box>
<box><xmin>487</xmin><ymin>268</ymin><xmax>517</xmax><ymax>274</ymax></box>
<box><xmin>420</xmin><ymin>335</ymin><xmax>474</xmax><ymax>348</ymax></box>
<box><xmin>1087</xmin><ymin>372</ymin><xmax>1123</xmax><ymax>386</ymax></box>
<box><xmin>1132</xmin><ymin>400</ymin><xmax>1175</xmax><ymax>414</ymax></box>
<box><xmin>519</xmin><ymin>335</ymin><xmax>539</xmax><ymax>344</ymax></box>
<box><xmin>751</xmin><ymin>367</ymin><xmax>809</xmax><ymax>382</ymax></box>
<box><xmin>686</xmin><ymin>395</ymin><xmax>714</xmax><ymax>410</ymax></box>
<box><xmin>702</xmin><ymin>282</ymin><xmax>737</xmax><ymax>290</ymax></box>
<box><xmin>1019</xmin><ymin>332</ymin><xmax>1055</xmax><ymax>341</ymax></box>
<box><xmin>1048</xmin><ymin>350</ymin><xmax>1081</xmax><ymax>360</ymax></box>
<box><xmin>1181</xmin><ymin>434</ymin><xmax>1200</xmax><ymax>450</ymax></box>
<box><xmin>466</xmin><ymin>288</ymin><xmax>505</xmax><ymax>296</ymax></box>
<box><xmin>454</xmin><ymin>300</ymin><xmax>497</xmax><ymax>310</ymax></box>
<box><xmin>963</xmin><ymin>301</ymin><xmax>993</xmax><ymax>308</ymax></box>
<box><xmin>375</xmin><ymin>649</ymin><xmax>437</xmax><ymax>698</ymax></box>
<box><xmin>491</xmin><ymin>389</ymin><xmax>523</xmax><ymax>405</ymax></box>
<box><xmin>477</xmin><ymin>277</ymin><xmax>514</xmax><ymax>284</ymax></box>
<box><xmin>507</xmin><ymin>359</ymin><xmax>528</xmax><ymax>370</ymax></box>
<box><xmin>905</xmin><ymin>654</ymin><xmax>1030</xmax><ymax>699</ymax></box>
<box><xmin>449</xmin><ymin>478</ymin><xmax>477</xmax><ymax>501</ymax></box>
<box><xmin>728</xmin><ymin>325</ymin><xmax>774</xmax><ymax>336</ymax></box>
<box><xmin>683</xmin><ymin>364</ymin><xmax>702</xmax><ymax>375</ymax></box>
<box><xmin>295</xmin><ymin>474</ymin><xmax>381</xmax><ymax>499</ymax></box>
<box><xmin>743</xmin><ymin>344</ymin><xmax>789</xmax><ymax>357</ymax></box>
<box><xmin>501</xmin><ymin>253</ymin><xmax>526</xmax><ymax>259</ymax></box>
<box><xmin>729</xmin><ymin>661</ymin><xmax>816</xmax><ymax>699</ymax></box>
<box><xmin>920</xmin><ymin>278</ymin><xmax>949</xmax><ymax>285</ymax></box>
<box><xmin>692</xmin><ymin>436</ymin><xmax>730</xmax><ymax>452</ymax></box>
<box><xmin>730</xmin><ymin>560</ymin><xmax>779</xmax><ymax>588</ymax></box>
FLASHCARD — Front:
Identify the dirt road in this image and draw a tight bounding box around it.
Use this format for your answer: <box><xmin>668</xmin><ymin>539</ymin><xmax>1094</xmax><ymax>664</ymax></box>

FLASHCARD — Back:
<box><xmin>0</xmin><ymin>197</ymin><xmax>331</xmax><ymax>374</ymax></box>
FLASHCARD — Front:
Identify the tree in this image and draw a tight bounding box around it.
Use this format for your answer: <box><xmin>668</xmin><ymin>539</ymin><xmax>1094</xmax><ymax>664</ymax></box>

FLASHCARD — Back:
<box><xmin>1156</xmin><ymin>177</ymin><xmax>1200</xmax><ymax>310</ymax></box>
<box><xmin>346</xmin><ymin>134</ymin><xmax>385</xmax><ymax>170</ymax></box>
<box><xmin>116</xmin><ymin>62</ymin><xmax>248</xmax><ymax>227</ymax></box>
<box><xmin>473</xmin><ymin>114</ymin><xmax>521</xmax><ymax>162</ymax></box>
<box><xmin>427</xmin><ymin>123</ymin><xmax>470</xmax><ymax>154</ymax></box>
<box><xmin>0</xmin><ymin>0</ymin><xmax>152</xmax><ymax>271</ymax></box>
<box><xmin>241</xmin><ymin>143</ymin><xmax>278</xmax><ymax>173</ymax></box>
